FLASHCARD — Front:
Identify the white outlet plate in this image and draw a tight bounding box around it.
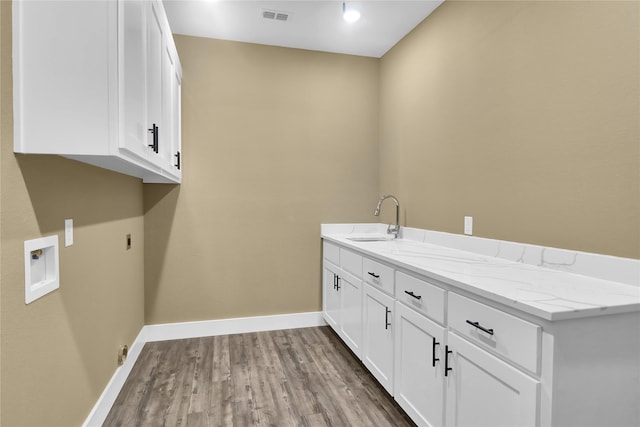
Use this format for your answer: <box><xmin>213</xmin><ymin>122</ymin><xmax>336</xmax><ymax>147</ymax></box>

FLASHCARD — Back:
<box><xmin>65</xmin><ymin>219</ymin><xmax>73</xmax><ymax>247</ymax></box>
<box><xmin>464</xmin><ymin>216</ymin><xmax>473</xmax><ymax>235</ymax></box>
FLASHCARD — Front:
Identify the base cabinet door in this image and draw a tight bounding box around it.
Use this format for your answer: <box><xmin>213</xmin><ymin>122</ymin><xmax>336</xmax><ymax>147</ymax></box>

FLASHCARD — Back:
<box><xmin>394</xmin><ymin>302</ymin><xmax>445</xmax><ymax>427</ymax></box>
<box><xmin>362</xmin><ymin>284</ymin><xmax>395</xmax><ymax>394</ymax></box>
<box><xmin>322</xmin><ymin>261</ymin><xmax>341</xmax><ymax>331</ymax></box>
<box><xmin>445</xmin><ymin>333</ymin><xmax>539</xmax><ymax>427</ymax></box>
<box><xmin>339</xmin><ymin>271</ymin><xmax>363</xmax><ymax>358</ymax></box>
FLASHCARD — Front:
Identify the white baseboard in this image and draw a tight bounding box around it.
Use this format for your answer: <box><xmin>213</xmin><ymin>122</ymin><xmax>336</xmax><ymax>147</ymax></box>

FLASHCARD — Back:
<box><xmin>82</xmin><ymin>329</ymin><xmax>147</xmax><ymax>427</ymax></box>
<box><xmin>141</xmin><ymin>311</ymin><xmax>325</xmax><ymax>342</ymax></box>
<box><xmin>83</xmin><ymin>311</ymin><xmax>325</xmax><ymax>426</ymax></box>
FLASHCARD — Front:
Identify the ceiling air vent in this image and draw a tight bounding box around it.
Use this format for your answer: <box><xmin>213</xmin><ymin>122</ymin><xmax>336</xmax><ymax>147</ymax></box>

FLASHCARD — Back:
<box><xmin>262</xmin><ymin>9</ymin><xmax>290</xmax><ymax>22</ymax></box>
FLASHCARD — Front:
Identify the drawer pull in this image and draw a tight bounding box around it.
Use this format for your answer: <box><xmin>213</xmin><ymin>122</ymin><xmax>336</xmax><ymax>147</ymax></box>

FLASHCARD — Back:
<box><xmin>445</xmin><ymin>345</ymin><xmax>453</xmax><ymax>376</ymax></box>
<box><xmin>336</xmin><ymin>276</ymin><xmax>341</xmax><ymax>291</ymax></box>
<box><xmin>404</xmin><ymin>290</ymin><xmax>422</xmax><ymax>300</ymax></box>
<box><xmin>367</xmin><ymin>272</ymin><xmax>380</xmax><ymax>279</ymax></box>
<box><xmin>432</xmin><ymin>337</ymin><xmax>440</xmax><ymax>367</ymax></box>
<box><xmin>385</xmin><ymin>307</ymin><xmax>391</xmax><ymax>330</ymax></box>
<box><xmin>466</xmin><ymin>320</ymin><xmax>494</xmax><ymax>336</ymax></box>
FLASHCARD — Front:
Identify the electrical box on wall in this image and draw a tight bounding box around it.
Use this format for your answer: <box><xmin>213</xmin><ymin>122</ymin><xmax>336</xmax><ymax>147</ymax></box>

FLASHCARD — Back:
<box><xmin>24</xmin><ymin>235</ymin><xmax>60</xmax><ymax>304</ymax></box>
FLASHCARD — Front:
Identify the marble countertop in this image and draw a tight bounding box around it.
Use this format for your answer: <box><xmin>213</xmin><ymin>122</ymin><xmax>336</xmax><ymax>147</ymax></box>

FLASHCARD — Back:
<box><xmin>322</xmin><ymin>225</ymin><xmax>640</xmax><ymax>321</ymax></box>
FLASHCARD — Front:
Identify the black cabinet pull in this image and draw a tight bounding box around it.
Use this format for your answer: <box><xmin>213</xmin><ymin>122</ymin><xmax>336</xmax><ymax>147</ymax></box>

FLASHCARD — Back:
<box><xmin>175</xmin><ymin>151</ymin><xmax>181</xmax><ymax>169</ymax></box>
<box><xmin>445</xmin><ymin>345</ymin><xmax>453</xmax><ymax>376</ymax></box>
<box><xmin>367</xmin><ymin>272</ymin><xmax>380</xmax><ymax>279</ymax></box>
<box><xmin>432</xmin><ymin>337</ymin><xmax>440</xmax><ymax>367</ymax></box>
<box><xmin>335</xmin><ymin>275</ymin><xmax>341</xmax><ymax>291</ymax></box>
<box><xmin>404</xmin><ymin>290</ymin><xmax>422</xmax><ymax>300</ymax></box>
<box><xmin>385</xmin><ymin>307</ymin><xmax>391</xmax><ymax>330</ymax></box>
<box><xmin>466</xmin><ymin>320</ymin><xmax>494</xmax><ymax>336</ymax></box>
<box><xmin>148</xmin><ymin>124</ymin><xmax>159</xmax><ymax>153</ymax></box>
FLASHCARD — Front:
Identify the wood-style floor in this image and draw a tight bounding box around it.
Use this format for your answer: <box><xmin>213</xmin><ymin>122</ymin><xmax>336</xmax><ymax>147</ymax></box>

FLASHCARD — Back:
<box><xmin>103</xmin><ymin>326</ymin><xmax>415</xmax><ymax>427</ymax></box>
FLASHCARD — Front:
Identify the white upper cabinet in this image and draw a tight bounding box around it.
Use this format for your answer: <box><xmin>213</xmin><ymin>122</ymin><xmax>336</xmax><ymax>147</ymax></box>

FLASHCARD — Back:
<box><xmin>13</xmin><ymin>0</ymin><xmax>182</xmax><ymax>184</ymax></box>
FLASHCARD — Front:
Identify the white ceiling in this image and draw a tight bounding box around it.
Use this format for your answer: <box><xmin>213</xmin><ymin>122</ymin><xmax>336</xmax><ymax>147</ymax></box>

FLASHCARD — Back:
<box><xmin>162</xmin><ymin>0</ymin><xmax>444</xmax><ymax>58</ymax></box>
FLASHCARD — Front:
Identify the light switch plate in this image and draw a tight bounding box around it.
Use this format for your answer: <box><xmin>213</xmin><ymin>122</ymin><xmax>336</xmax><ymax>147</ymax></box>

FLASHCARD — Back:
<box><xmin>464</xmin><ymin>216</ymin><xmax>473</xmax><ymax>235</ymax></box>
<box><xmin>65</xmin><ymin>219</ymin><xmax>73</xmax><ymax>247</ymax></box>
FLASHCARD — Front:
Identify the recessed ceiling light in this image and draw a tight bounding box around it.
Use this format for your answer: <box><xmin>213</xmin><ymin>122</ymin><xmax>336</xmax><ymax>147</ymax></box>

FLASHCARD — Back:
<box><xmin>342</xmin><ymin>2</ymin><xmax>360</xmax><ymax>23</ymax></box>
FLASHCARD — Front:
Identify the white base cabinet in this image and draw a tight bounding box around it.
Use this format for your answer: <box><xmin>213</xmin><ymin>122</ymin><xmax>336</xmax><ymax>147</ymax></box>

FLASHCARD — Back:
<box><xmin>394</xmin><ymin>301</ymin><xmax>445</xmax><ymax>427</ymax></box>
<box><xmin>444</xmin><ymin>333</ymin><xmax>539</xmax><ymax>427</ymax></box>
<box><xmin>322</xmin><ymin>241</ymin><xmax>363</xmax><ymax>358</ymax></box>
<box><xmin>362</xmin><ymin>284</ymin><xmax>395</xmax><ymax>394</ymax></box>
<box><xmin>444</xmin><ymin>291</ymin><xmax>540</xmax><ymax>426</ymax></box>
<box><xmin>339</xmin><ymin>270</ymin><xmax>363</xmax><ymax>357</ymax></box>
<box><xmin>321</xmin><ymin>238</ymin><xmax>640</xmax><ymax>427</ymax></box>
<box><xmin>322</xmin><ymin>261</ymin><xmax>341</xmax><ymax>331</ymax></box>
<box><xmin>13</xmin><ymin>0</ymin><xmax>182</xmax><ymax>183</ymax></box>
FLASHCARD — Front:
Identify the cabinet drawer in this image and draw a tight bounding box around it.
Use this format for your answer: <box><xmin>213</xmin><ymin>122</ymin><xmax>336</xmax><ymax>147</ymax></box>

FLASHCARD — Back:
<box><xmin>363</xmin><ymin>257</ymin><xmax>394</xmax><ymax>295</ymax></box>
<box><xmin>395</xmin><ymin>271</ymin><xmax>445</xmax><ymax>324</ymax></box>
<box><xmin>448</xmin><ymin>292</ymin><xmax>540</xmax><ymax>373</ymax></box>
<box><xmin>340</xmin><ymin>248</ymin><xmax>362</xmax><ymax>279</ymax></box>
<box><xmin>323</xmin><ymin>241</ymin><xmax>340</xmax><ymax>266</ymax></box>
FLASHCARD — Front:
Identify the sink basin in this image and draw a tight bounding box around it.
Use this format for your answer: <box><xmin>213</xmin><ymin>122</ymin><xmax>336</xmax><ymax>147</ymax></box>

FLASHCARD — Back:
<box><xmin>346</xmin><ymin>236</ymin><xmax>393</xmax><ymax>242</ymax></box>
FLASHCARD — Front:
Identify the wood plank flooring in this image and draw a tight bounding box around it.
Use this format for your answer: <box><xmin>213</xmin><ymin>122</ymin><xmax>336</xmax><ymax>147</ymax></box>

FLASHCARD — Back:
<box><xmin>103</xmin><ymin>326</ymin><xmax>415</xmax><ymax>427</ymax></box>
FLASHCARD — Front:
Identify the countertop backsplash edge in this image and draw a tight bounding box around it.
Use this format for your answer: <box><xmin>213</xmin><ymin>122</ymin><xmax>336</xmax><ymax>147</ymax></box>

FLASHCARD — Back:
<box><xmin>321</xmin><ymin>223</ymin><xmax>639</xmax><ymax>288</ymax></box>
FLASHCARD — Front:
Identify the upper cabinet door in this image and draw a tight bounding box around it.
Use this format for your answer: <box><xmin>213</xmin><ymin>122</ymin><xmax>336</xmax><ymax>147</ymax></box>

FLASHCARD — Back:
<box><xmin>13</xmin><ymin>0</ymin><xmax>113</xmax><ymax>155</ymax></box>
<box><xmin>161</xmin><ymin>39</ymin><xmax>182</xmax><ymax>178</ymax></box>
<box><xmin>146</xmin><ymin>0</ymin><xmax>182</xmax><ymax>179</ymax></box>
<box><xmin>146</xmin><ymin>0</ymin><xmax>164</xmax><ymax>165</ymax></box>
<box><xmin>118</xmin><ymin>0</ymin><xmax>148</xmax><ymax>160</ymax></box>
<box><xmin>167</xmin><ymin>45</ymin><xmax>182</xmax><ymax>176</ymax></box>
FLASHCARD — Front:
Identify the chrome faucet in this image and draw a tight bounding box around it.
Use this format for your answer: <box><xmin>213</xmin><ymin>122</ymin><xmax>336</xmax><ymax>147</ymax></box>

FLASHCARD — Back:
<box><xmin>374</xmin><ymin>195</ymin><xmax>400</xmax><ymax>238</ymax></box>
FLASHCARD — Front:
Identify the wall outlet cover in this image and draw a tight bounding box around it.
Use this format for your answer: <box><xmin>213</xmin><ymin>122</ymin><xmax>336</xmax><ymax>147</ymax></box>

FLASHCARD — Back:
<box><xmin>65</xmin><ymin>219</ymin><xmax>73</xmax><ymax>247</ymax></box>
<box><xmin>464</xmin><ymin>216</ymin><xmax>473</xmax><ymax>235</ymax></box>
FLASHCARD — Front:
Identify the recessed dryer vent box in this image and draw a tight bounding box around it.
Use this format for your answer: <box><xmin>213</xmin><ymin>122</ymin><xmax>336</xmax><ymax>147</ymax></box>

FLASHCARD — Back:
<box><xmin>24</xmin><ymin>235</ymin><xmax>59</xmax><ymax>304</ymax></box>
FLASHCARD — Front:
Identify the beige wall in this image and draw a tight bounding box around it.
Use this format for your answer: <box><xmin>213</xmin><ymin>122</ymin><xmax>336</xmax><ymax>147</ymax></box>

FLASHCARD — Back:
<box><xmin>0</xmin><ymin>0</ymin><xmax>638</xmax><ymax>424</ymax></box>
<box><xmin>1</xmin><ymin>2</ymin><xmax>145</xmax><ymax>426</ymax></box>
<box><xmin>380</xmin><ymin>0</ymin><xmax>639</xmax><ymax>258</ymax></box>
<box><xmin>144</xmin><ymin>36</ymin><xmax>380</xmax><ymax>324</ymax></box>
<box><xmin>0</xmin><ymin>3</ymin><xmax>3</xmax><ymax>423</ymax></box>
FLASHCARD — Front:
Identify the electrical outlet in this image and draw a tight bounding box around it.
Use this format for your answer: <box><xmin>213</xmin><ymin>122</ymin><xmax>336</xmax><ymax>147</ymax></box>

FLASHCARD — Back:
<box><xmin>464</xmin><ymin>216</ymin><xmax>473</xmax><ymax>235</ymax></box>
<box><xmin>126</xmin><ymin>234</ymin><xmax>131</xmax><ymax>250</ymax></box>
